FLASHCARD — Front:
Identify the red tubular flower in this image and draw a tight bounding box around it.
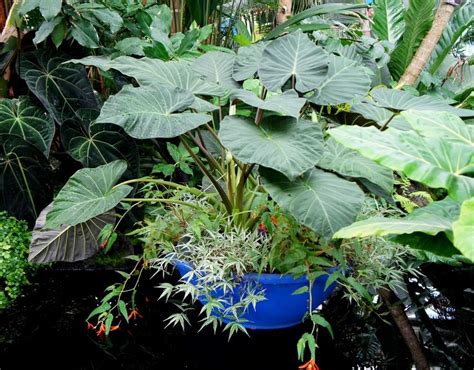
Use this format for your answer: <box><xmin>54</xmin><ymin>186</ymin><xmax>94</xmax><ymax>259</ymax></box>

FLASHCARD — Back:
<box><xmin>128</xmin><ymin>308</ymin><xmax>143</xmax><ymax>321</ymax></box>
<box><xmin>299</xmin><ymin>359</ymin><xmax>320</xmax><ymax>370</ymax></box>
<box><xmin>96</xmin><ymin>323</ymin><xmax>106</xmax><ymax>336</ymax></box>
<box><xmin>86</xmin><ymin>322</ymin><xmax>95</xmax><ymax>330</ymax></box>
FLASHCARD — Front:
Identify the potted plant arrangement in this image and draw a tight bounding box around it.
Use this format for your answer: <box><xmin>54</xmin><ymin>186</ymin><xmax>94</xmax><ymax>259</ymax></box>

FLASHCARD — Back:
<box><xmin>31</xmin><ymin>25</ymin><xmax>472</xmax><ymax>362</ymax></box>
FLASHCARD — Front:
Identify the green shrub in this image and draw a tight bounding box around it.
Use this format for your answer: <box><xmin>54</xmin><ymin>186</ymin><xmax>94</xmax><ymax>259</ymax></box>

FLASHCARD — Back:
<box><xmin>0</xmin><ymin>211</ymin><xmax>31</xmax><ymax>309</ymax></box>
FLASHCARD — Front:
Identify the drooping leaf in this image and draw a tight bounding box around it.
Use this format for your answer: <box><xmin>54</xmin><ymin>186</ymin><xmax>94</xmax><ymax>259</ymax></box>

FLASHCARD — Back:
<box><xmin>372</xmin><ymin>0</ymin><xmax>405</xmax><ymax>44</ymax></box>
<box><xmin>230</xmin><ymin>89</ymin><xmax>306</xmax><ymax>118</ymax></box>
<box><xmin>232</xmin><ymin>42</ymin><xmax>268</xmax><ymax>81</ymax></box>
<box><xmin>20</xmin><ymin>0</ymin><xmax>62</xmax><ymax>20</ymax></box>
<box><xmin>370</xmin><ymin>88</ymin><xmax>474</xmax><ymax>117</ymax></box>
<box><xmin>33</xmin><ymin>16</ymin><xmax>63</xmax><ymax>44</ymax></box>
<box><xmin>350</xmin><ymin>101</ymin><xmax>394</xmax><ymax>127</ymax></box>
<box><xmin>61</xmin><ymin>122</ymin><xmax>139</xmax><ymax>179</ymax></box>
<box><xmin>261</xmin><ymin>167</ymin><xmax>364</xmax><ymax>239</ymax></box>
<box><xmin>192</xmin><ymin>51</ymin><xmax>239</xmax><ymax>90</ymax></box>
<box><xmin>329</xmin><ymin>125</ymin><xmax>474</xmax><ymax>201</ymax></box>
<box><xmin>259</xmin><ymin>30</ymin><xmax>328</xmax><ymax>93</ymax></box>
<box><xmin>308</xmin><ymin>55</ymin><xmax>371</xmax><ymax>105</ymax></box>
<box><xmin>0</xmin><ymin>136</ymin><xmax>52</xmax><ymax>223</ymax></box>
<box><xmin>0</xmin><ymin>97</ymin><xmax>55</xmax><ymax>156</ymax></box>
<box><xmin>96</xmin><ymin>85</ymin><xmax>211</xmax><ymax>139</ymax></box>
<box><xmin>452</xmin><ymin>197</ymin><xmax>474</xmax><ymax>262</ymax></box>
<box><xmin>29</xmin><ymin>204</ymin><xmax>115</xmax><ymax>263</ymax></box>
<box><xmin>220</xmin><ymin>117</ymin><xmax>324</xmax><ymax>178</ymax></box>
<box><xmin>20</xmin><ymin>50</ymin><xmax>98</xmax><ymax>125</ymax></box>
<box><xmin>318</xmin><ymin>138</ymin><xmax>394</xmax><ymax>195</ymax></box>
<box><xmin>388</xmin><ymin>0</ymin><xmax>436</xmax><ymax>81</ymax></box>
<box><xmin>70</xmin><ymin>18</ymin><xmax>100</xmax><ymax>49</ymax></box>
<box><xmin>428</xmin><ymin>1</ymin><xmax>474</xmax><ymax>75</ymax></box>
<box><xmin>45</xmin><ymin>161</ymin><xmax>133</xmax><ymax>228</ymax></box>
<box><xmin>70</xmin><ymin>56</ymin><xmax>224</xmax><ymax>97</ymax></box>
<box><xmin>89</xmin><ymin>7</ymin><xmax>124</xmax><ymax>34</ymax></box>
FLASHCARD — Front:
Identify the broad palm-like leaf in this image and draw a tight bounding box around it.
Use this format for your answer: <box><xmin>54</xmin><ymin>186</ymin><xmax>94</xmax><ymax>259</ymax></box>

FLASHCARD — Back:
<box><xmin>388</xmin><ymin>0</ymin><xmax>436</xmax><ymax>81</ymax></box>
<box><xmin>317</xmin><ymin>138</ymin><xmax>394</xmax><ymax>195</ymax></box>
<box><xmin>372</xmin><ymin>0</ymin><xmax>405</xmax><ymax>44</ymax></box>
<box><xmin>233</xmin><ymin>42</ymin><xmax>268</xmax><ymax>81</ymax></box>
<box><xmin>0</xmin><ymin>136</ymin><xmax>52</xmax><ymax>223</ymax></box>
<box><xmin>261</xmin><ymin>167</ymin><xmax>364</xmax><ymax>239</ymax></box>
<box><xmin>258</xmin><ymin>30</ymin><xmax>328</xmax><ymax>93</ymax></box>
<box><xmin>0</xmin><ymin>97</ymin><xmax>55</xmax><ymax>156</ymax></box>
<box><xmin>220</xmin><ymin>117</ymin><xmax>324</xmax><ymax>178</ymax></box>
<box><xmin>29</xmin><ymin>204</ymin><xmax>115</xmax><ymax>263</ymax></box>
<box><xmin>96</xmin><ymin>85</ymin><xmax>211</xmax><ymax>139</ymax></box>
<box><xmin>453</xmin><ymin>197</ymin><xmax>474</xmax><ymax>262</ymax></box>
<box><xmin>428</xmin><ymin>1</ymin><xmax>474</xmax><ymax>75</ymax></box>
<box><xmin>20</xmin><ymin>50</ymin><xmax>98</xmax><ymax>125</ymax></box>
<box><xmin>308</xmin><ymin>55</ymin><xmax>371</xmax><ymax>105</ymax></box>
<box><xmin>230</xmin><ymin>89</ymin><xmax>306</xmax><ymax>118</ymax></box>
<box><xmin>329</xmin><ymin>112</ymin><xmax>474</xmax><ymax>202</ymax></box>
<box><xmin>192</xmin><ymin>51</ymin><xmax>239</xmax><ymax>89</ymax></box>
<box><xmin>45</xmin><ymin>161</ymin><xmax>132</xmax><ymax>228</ymax></box>
<box><xmin>61</xmin><ymin>122</ymin><xmax>139</xmax><ymax>179</ymax></box>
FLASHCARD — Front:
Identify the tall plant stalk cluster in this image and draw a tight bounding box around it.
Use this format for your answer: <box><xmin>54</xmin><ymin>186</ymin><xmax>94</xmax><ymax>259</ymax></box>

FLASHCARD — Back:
<box><xmin>0</xmin><ymin>0</ymin><xmax>473</xmax><ymax>368</ymax></box>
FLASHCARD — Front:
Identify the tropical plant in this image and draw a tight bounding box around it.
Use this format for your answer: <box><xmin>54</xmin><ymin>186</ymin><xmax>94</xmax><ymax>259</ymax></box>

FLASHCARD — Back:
<box><xmin>0</xmin><ymin>211</ymin><xmax>33</xmax><ymax>308</ymax></box>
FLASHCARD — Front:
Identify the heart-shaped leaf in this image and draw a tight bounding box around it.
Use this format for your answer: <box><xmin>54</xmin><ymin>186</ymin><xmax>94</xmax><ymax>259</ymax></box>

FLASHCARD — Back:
<box><xmin>261</xmin><ymin>167</ymin><xmax>364</xmax><ymax>239</ymax></box>
<box><xmin>96</xmin><ymin>85</ymin><xmax>211</xmax><ymax>139</ymax></box>
<box><xmin>29</xmin><ymin>204</ymin><xmax>115</xmax><ymax>263</ymax></box>
<box><xmin>45</xmin><ymin>161</ymin><xmax>133</xmax><ymax>228</ymax></box>
<box><xmin>61</xmin><ymin>121</ymin><xmax>139</xmax><ymax>179</ymax></box>
<box><xmin>0</xmin><ymin>97</ymin><xmax>55</xmax><ymax>156</ymax></box>
<box><xmin>308</xmin><ymin>55</ymin><xmax>372</xmax><ymax>106</ymax></box>
<box><xmin>220</xmin><ymin>117</ymin><xmax>324</xmax><ymax>178</ymax></box>
<box><xmin>258</xmin><ymin>30</ymin><xmax>328</xmax><ymax>93</ymax></box>
<box><xmin>192</xmin><ymin>51</ymin><xmax>239</xmax><ymax>89</ymax></box>
<box><xmin>233</xmin><ymin>42</ymin><xmax>268</xmax><ymax>81</ymax></box>
<box><xmin>0</xmin><ymin>136</ymin><xmax>52</xmax><ymax>223</ymax></box>
<box><xmin>20</xmin><ymin>50</ymin><xmax>98</xmax><ymax>125</ymax></box>
<box><xmin>318</xmin><ymin>138</ymin><xmax>394</xmax><ymax>195</ymax></box>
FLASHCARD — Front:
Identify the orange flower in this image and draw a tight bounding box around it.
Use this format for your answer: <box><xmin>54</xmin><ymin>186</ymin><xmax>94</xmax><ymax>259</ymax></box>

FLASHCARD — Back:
<box><xmin>99</xmin><ymin>239</ymin><xmax>108</xmax><ymax>250</ymax></box>
<box><xmin>299</xmin><ymin>359</ymin><xmax>320</xmax><ymax>370</ymax></box>
<box><xmin>128</xmin><ymin>308</ymin><xmax>143</xmax><ymax>321</ymax></box>
<box><xmin>270</xmin><ymin>215</ymin><xmax>278</xmax><ymax>225</ymax></box>
<box><xmin>86</xmin><ymin>322</ymin><xmax>95</xmax><ymax>330</ymax></box>
<box><xmin>96</xmin><ymin>323</ymin><xmax>106</xmax><ymax>336</ymax></box>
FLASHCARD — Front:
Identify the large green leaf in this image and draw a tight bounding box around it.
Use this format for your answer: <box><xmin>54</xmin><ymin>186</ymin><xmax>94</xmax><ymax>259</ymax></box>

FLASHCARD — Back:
<box><xmin>70</xmin><ymin>18</ymin><xmax>100</xmax><ymax>49</ymax></box>
<box><xmin>258</xmin><ymin>30</ymin><xmax>328</xmax><ymax>93</ymax></box>
<box><xmin>428</xmin><ymin>1</ymin><xmax>474</xmax><ymax>75</ymax></box>
<box><xmin>400</xmin><ymin>110</ymin><xmax>474</xmax><ymax>148</ymax></box>
<box><xmin>334</xmin><ymin>198</ymin><xmax>460</xmax><ymax>239</ymax></box>
<box><xmin>308</xmin><ymin>55</ymin><xmax>371</xmax><ymax>106</ymax></box>
<box><xmin>45</xmin><ymin>161</ymin><xmax>133</xmax><ymax>228</ymax></box>
<box><xmin>61</xmin><ymin>122</ymin><xmax>139</xmax><ymax>179</ymax></box>
<box><xmin>317</xmin><ymin>138</ymin><xmax>394</xmax><ymax>195</ymax></box>
<box><xmin>96</xmin><ymin>85</ymin><xmax>211</xmax><ymax>139</ymax></box>
<box><xmin>261</xmin><ymin>167</ymin><xmax>364</xmax><ymax>239</ymax></box>
<box><xmin>453</xmin><ymin>197</ymin><xmax>474</xmax><ymax>262</ymax></box>
<box><xmin>233</xmin><ymin>42</ymin><xmax>268</xmax><ymax>81</ymax></box>
<box><xmin>192</xmin><ymin>51</ymin><xmax>239</xmax><ymax>89</ymax></box>
<box><xmin>329</xmin><ymin>125</ymin><xmax>474</xmax><ymax>201</ymax></box>
<box><xmin>29</xmin><ymin>204</ymin><xmax>115</xmax><ymax>264</ymax></box>
<box><xmin>230</xmin><ymin>89</ymin><xmax>306</xmax><ymax>118</ymax></box>
<box><xmin>388</xmin><ymin>0</ymin><xmax>436</xmax><ymax>81</ymax></box>
<box><xmin>220</xmin><ymin>117</ymin><xmax>324</xmax><ymax>178</ymax></box>
<box><xmin>33</xmin><ymin>16</ymin><xmax>63</xmax><ymax>45</ymax></box>
<box><xmin>372</xmin><ymin>0</ymin><xmax>405</xmax><ymax>44</ymax></box>
<box><xmin>0</xmin><ymin>136</ymin><xmax>52</xmax><ymax>223</ymax></box>
<box><xmin>20</xmin><ymin>50</ymin><xmax>98</xmax><ymax>125</ymax></box>
<box><xmin>0</xmin><ymin>97</ymin><xmax>55</xmax><ymax>156</ymax></box>
<box><xmin>370</xmin><ymin>88</ymin><xmax>474</xmax><ymax>117</ymax></box>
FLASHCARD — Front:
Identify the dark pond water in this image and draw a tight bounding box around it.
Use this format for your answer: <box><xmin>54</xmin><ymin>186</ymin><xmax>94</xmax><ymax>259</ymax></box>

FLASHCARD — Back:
<box><xmin>0</xmin><ymin>264</ymin><xmax>472</xmax><ymax>370</ymax></box>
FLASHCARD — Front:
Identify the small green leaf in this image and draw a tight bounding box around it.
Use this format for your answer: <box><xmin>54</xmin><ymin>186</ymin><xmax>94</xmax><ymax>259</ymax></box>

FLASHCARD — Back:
<box><xmin>87</xmin><ymin>302</ymin><xmax>111</xmax><ymax>320</ymax></box>
<box><xmin>311</xmin><ymin>314</ymin><xmax>334</xmax><ymax>339</ymax></box>
<box><xmin>292</xmin><ymin>286</ymin><xmax>309</xmax><ymax>295</ymax></box>
<box><xmin>118</xmin><ymin>300</ymin><xmax>129</xmax><ymax>323</ymax></box>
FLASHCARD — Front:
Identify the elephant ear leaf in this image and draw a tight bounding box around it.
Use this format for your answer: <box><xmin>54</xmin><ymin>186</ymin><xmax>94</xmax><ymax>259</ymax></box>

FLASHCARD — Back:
<box><xmin>45</xmin><ymin>160</ymin><xmax>132</xmax><ymax>229</ymax></box>
<box><xmin>29</xmin><ymin>204</ymin><xmax>115</xmax><ymax>264</ymax></box>
<box><xmin>453</xmin><ymin>197</ymin><xmax>474</xmax><ymax>262</ymax></box>
<box><xmin>372</xmin><ymin>0</ymin><xmax>405</xmax><ymax>44</ymax></box>
<box><xmin>0</xmin><ymin>97</ymin><xmax>55</xmax><ymax>156</ymax></box>
<box><xmin>20</xmin><ymin>50</ymin><xmax>98</xmax><ymax>125</ymax></box>
<box><xmin>0</xmin><ymin>136</ymin><xmax>52</xmax><ymax>223</ymax></box>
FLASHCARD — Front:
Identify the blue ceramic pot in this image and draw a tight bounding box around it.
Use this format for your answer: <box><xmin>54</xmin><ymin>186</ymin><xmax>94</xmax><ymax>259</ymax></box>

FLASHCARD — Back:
<box><xmin>174</xmin><ymin>261</ymin><xmax>338</xmax><ymax>330</ymax></box>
